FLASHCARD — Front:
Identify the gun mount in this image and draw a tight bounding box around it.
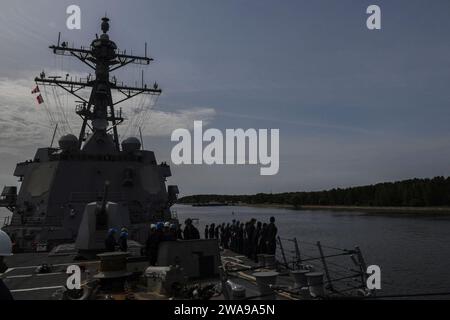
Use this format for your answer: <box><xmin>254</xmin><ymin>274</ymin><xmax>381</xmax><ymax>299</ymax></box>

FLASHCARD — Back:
<box><xmin>96</xmin><ymin>181</ymin><xmax>110</xmax><ymax>230</ymax></box>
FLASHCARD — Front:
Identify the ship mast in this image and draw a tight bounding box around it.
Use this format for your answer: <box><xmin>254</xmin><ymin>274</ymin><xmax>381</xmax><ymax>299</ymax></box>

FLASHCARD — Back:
<box><xmin>35</xmin><ymin>17</ymin><xmax>161</xmax><ymax>151</ymax></box>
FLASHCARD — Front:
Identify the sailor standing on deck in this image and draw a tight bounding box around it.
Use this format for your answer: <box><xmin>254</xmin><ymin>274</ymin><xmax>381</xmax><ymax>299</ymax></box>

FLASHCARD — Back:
<box><xmin>214</xmin><ymin>224</ymin><xmax>220</xmax><ymax>240</ymax></box>
<box><xmin>105</xmin><ymin>228</ymin><xmax>118</xmax><ymax>252</ymax></box>
<box><xmin>176</xmin><ymin>224</ymin><xmax>183</xmax><ymax>240</ymax></box>
<box><xmin>220</xmin><ymin>223</ymin><xmax>226</xmax><ymax>247</ymax></box>
<box><xmin>0</xmin><ymin>230</ymin><xmax>13</xmax><ymax>300</ymax></box>
<box><xmin>204</xmin><ymin>225</ymin><xmax>209</xmax><ymax>239</ymax></box>
<box><xmin>209</xmin><ymin>223</ymin><xmax>216</xmax><ymax>239</ymax></box>
<box><xmin>237</xmin><ymin>223</ymin><xmax>244</xmax><ymax>254</ymax></box>
<box><xmin>224</xmin><ymin>223</ymin><xmax>231</xmax><ymax>249</ymax></box>
<box><xmin>162</xmin><ymin>223</ymin><xmax>177</xmax><ymax>241</ymax></box>
<box><xmin>146</xmin><ymin>224</ymin><xmax>161</xmax><ymax>266</ymax></box>
<box><xmin>119</xmin><ymin>228</ymin><xmax>129</xmax><ymax>252</ymax></box>
<box><xmin>183</xmin><ymin>219</ymin><xmax>200</xmax><ymax>240</ymax></box>
<box><xmin>259</xmin><ymin>223</ymin><xmax>268</xmax><ymax>254</ymax></box>
<box><xmin>253</xmin><ymin>221</ymin><xmax>262</xmax><ymax>261</ymax></box>
<box><xmin>246</xmin><ymin>219</ymin><xmax>256</xmax><ymax>259</ymax></box>
<box><xmin>266</xmin><ymin>217</ymin><xmax>278</xmax><ymax>255</ymax></box>
<box><xmin>230</xmin><ymin>220</ymin><xmax>236</xmax><ymax>250</ymax></box>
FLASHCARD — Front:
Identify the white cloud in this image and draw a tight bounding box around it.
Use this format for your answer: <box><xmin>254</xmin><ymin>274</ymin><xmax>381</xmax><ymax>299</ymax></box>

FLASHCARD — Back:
<box><xmin>0</xmin><ymin>75</ymin><xmax>217</xmax><ymax>152</ymax></box>
<box><xmin>146</xmin><ymin>108</ymin><xmax>216</xmax><ymax>136</ymax></box>
<box><xmin>0</xmin><ymin>77</ymin><xmax>51</xmax><ymax>153</ymax></box>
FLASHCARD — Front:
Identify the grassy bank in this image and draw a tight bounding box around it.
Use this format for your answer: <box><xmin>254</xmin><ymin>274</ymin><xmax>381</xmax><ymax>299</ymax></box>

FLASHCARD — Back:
<box><xmin>240</xmin><ymin>203</ymin><xmax>450</xmax><ymax>214</ymax></box>
<box><xmin>179</xmin><ymin>177</ymin><xmax>450</xmax><ymax>210</ymax></box>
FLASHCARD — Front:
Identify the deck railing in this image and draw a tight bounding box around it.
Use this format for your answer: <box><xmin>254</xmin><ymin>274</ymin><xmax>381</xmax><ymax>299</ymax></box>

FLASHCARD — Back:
<box><xmin>276</xmin><ymin>237</ymin><xmax>369</xmax><ymax>296</ymax></box>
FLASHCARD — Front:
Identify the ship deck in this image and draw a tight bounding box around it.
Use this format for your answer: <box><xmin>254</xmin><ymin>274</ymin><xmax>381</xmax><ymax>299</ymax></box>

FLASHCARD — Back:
<box><xmin>2</xmin><ymin>252</ymin><xmax>91</xmax><ymax>300</ymax></box>
<box><xmin>2</xmin><ymin>247</ymin><xmax>298</xmax><ymax>300</ymax></box>
<box><xmin>220</xmin><ymin>249</ymin><xmax>298</xmax><ymax>300</ymax></box>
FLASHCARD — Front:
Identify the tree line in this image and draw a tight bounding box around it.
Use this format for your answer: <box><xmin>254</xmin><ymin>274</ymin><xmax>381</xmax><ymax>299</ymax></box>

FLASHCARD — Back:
<box><xmin>178</xmin><ymin>176</ymin><xmax>450</xmax><ymax>207</ymax></box>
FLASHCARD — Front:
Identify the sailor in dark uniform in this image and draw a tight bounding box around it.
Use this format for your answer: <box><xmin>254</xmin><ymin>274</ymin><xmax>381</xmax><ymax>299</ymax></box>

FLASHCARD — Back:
<box><xmin>219</xmin><ymin>223</ymin><xmax>226</xmax><ymax>247</ymax></box>
<box><xmin>146</xmin><ymin>224</ymin><xmax>161</xmax><ymax>266</ymax></box>
<box><xmin>253</xmin><ymin>221</ymin><xmax>262</xmax><ymax>261</ymax></box>
<box><xmin>176</xmin><ymin>224</ymin><xmax>184</xmax><ymax>240</ymax></box>
<box><xmin>223</xmin><ymin>223</ymin><xmax>231</xmax><ymax>249</ymax></box>
<box><xmin>105</xmin><ymin>228</ymin><xmax>117</xmax><ymax>252</ymax></box>
<box><xmin>266</xmin><ymin>217</ymin><xmax>278</xmax><ymax>255</ymax></box>
<box><xmin>237</xmin><ymin>223</ymin><xmax>244</xmax><ymax>254</ymax></box>
<box><xmin>204</xmin><ymin>225</ymin><xmax>209</xmax><ymax>239</ymax></box>
<box><xmin>162</xmin><ymin>223</ymin><xmax>177</xmax><ymax>241</ymax></box>
<box><xmin>183</xmin><ymin>219</ymin><xmax>200</xmax><ymax>240</ymax></box>
<box><xmin>214</xmin><ymin>224</ymin><xmax>220</xmax><ymax>239</ymax></box>
<box><xmin>118</xmin><ymin>228</ymin><xmax>129</xmax><ymax>252</ymax></box>
<box><xmin>246</xmin><ymin>219</ymin><xmax>256</xmax><ymax>258</ymax></box>
<box><xmin>259</xmin><ymin>223</ymin><xmax>268</xmax><ymax>254</ymax></box>
<box><xmin>209</xmin><ymin>223</ymin><xmax>216</xmax><ymax>239</ymax></box>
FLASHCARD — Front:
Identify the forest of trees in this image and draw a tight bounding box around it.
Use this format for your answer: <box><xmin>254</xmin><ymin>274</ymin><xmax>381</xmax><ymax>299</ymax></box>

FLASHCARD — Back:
<box><xmin>179</xmin><ymin>177</ymin><xmax>450</xmax><ymax>207</ymax></box>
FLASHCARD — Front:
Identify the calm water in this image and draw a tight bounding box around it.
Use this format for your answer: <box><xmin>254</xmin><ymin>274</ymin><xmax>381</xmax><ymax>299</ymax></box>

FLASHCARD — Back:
<box><xmin>174</xmin><ymin>204</ymin><xmax>450</xmax><ymax>298</ymax></box>
<box><xmin>2</xmin><ymin>205</ymin><xmax>450</xmax><ymax>298</ymax></box>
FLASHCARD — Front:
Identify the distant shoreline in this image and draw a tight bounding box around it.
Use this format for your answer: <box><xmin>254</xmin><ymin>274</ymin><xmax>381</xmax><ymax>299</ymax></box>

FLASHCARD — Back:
<box><xmin>239</xmin><ymin>203</ymin><xmax>450</xmax><ymax>214</ymax></box>
<box><xmin>178</xmin><ymin>202</ymin><xmax>450</xmax><ymax>214</ymax></box>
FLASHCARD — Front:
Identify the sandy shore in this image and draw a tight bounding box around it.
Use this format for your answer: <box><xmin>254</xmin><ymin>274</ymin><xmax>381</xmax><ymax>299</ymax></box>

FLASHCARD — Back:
<box><xmin>240</xmin><ymin>203</ymin><xmax>450</xmax><ymax>214</ymax></box>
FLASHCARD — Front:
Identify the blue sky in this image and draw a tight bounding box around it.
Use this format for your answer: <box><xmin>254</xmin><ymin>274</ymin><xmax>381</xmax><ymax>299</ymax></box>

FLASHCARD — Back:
<box><xmin>0</xmin><ymin>0</ymin><xmax>449</xmax><ymax>195</ymax></box>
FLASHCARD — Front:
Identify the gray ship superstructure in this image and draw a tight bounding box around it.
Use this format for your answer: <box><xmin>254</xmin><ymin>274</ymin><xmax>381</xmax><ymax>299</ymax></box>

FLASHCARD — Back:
<box><xmin>0</xmin><ymin>17</ymin><xmax>179</xmax><ymax>251</ymax></box>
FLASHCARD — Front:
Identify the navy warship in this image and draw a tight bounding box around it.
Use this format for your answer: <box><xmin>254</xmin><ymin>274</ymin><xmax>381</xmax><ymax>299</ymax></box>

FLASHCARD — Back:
<box><xmin>0</xmin><ymin>17</ymin><xmax>373</xmax><ymax>301</ymax></box>
<box><xmin>0</xmin><ymin>16</ymin><xmax>179</xmax><ymax>252</ymax></box>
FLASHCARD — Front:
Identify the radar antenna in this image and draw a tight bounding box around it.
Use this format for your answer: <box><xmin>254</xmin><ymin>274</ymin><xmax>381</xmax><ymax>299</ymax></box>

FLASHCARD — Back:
<box><xmin>34</xmin><ymin>17</ymin><xmax>161</xmax><ymax>151</ymax></box>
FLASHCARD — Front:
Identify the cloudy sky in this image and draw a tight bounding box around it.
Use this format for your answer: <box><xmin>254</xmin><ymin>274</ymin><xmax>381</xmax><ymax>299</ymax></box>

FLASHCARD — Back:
<box><xmin>0</xmin><ymin>0</ymin><xmax>449</xmax><ymax>196</ymax></box>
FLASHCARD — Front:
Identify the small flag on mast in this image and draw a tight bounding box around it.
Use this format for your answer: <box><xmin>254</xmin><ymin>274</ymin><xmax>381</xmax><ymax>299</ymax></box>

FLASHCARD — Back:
<box><xmin>31</xmin><ymin>85</ymin><xmax>40</xmax><ymax>94</ymax></box>
<box><xmin>36</xmin><ymin>94</ymin><xmax>44</xmax><ymax>104</ymax></box>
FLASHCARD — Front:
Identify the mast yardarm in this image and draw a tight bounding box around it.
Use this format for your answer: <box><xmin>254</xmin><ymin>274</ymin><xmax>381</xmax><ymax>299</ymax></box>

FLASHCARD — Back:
<box><xmin>35</xmin><ymin>17</ymin><xmax>161</xmax><ymax>151</ymax></box>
